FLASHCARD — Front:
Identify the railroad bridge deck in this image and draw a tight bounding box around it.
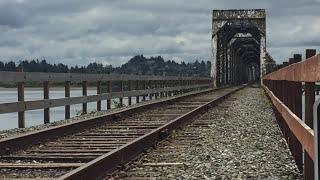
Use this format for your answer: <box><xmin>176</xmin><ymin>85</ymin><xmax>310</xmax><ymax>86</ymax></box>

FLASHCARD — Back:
<box><xmin>109</xmin><ymin>85</ymin><xmax>301</xmax><ymax>179</ymax></box>
<box><xmin>0</xmin><ymin>8</ymin><xmax>319</xmax><ymax>180</ymax></box>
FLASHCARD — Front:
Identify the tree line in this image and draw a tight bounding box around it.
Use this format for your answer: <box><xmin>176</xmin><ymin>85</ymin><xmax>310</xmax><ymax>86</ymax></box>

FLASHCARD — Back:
<box><xmin>0</xmin><ymin>55</ymin><xmax>211</xmax><ymax>77</ymax></box>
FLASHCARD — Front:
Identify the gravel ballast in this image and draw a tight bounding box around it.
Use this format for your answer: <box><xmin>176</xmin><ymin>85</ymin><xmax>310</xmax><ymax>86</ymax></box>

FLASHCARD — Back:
<box><xmin>109</xmin><ymin>86</ymin><xmax>302</xmax><ymax>179</ymax></box>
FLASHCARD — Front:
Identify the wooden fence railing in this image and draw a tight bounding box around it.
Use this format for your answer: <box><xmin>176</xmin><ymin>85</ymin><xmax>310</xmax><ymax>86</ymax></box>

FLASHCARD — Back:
<box><xmin>0</xmin><ymin>71</ymin><xmax>212</xmax><ymax>128</ymax></box>
<box><xmin>263</xmin><ymin>49</ymin><xmax>319</xmax><ymax>180</ymax></box>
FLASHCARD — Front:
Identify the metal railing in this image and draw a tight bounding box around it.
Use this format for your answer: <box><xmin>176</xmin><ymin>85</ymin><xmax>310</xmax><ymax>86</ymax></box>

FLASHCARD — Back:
<box><xmin>262</xmin><ymin>49</ymin><xmax>319</xmax><ymax>179</ymax></box>
<box><xmin>0</xmin><ymin>71</ymin><xmax>212</xmax><ymax>128</ymax></box>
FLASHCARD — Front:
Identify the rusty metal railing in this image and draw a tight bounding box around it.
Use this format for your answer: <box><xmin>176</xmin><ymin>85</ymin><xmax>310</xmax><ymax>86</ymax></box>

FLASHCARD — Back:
<box><xmin>262</xmin><ymin>49</ymin><xmax>319</xmax><ymax>179</ymax></box>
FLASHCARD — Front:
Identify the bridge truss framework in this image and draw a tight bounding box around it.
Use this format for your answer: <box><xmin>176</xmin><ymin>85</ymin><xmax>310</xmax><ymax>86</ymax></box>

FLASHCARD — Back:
<box><xmin>211</xmin><ymin>9</ymin><xmax>275</xmax><ymax>87</ymax></box>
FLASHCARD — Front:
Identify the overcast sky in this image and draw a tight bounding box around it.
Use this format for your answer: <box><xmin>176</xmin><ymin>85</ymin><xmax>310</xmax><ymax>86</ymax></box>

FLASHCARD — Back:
<box><xmin>0</xmin><ymin>0</ymin><xmax>319</xmax><ymax>66</ymax></box>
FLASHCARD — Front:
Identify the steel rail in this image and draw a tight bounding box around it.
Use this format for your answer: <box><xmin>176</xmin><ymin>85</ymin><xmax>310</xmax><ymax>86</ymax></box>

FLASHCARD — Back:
<box><xmin>58</xmin><ymin>85</ymin><xmax>245</xmax><ymax>180</ymax></box>
<box><xmin>0</xmin><ymin>87</ymin><xmax>218</xmax><ymax>155</ymax></box>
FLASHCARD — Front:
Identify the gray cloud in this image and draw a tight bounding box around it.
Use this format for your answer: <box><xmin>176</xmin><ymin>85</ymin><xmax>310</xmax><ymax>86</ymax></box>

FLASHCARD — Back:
<box><xmin>0</xmin><ymin>0</ymin><xmax>319</xmax><ymax>66</ymax></box>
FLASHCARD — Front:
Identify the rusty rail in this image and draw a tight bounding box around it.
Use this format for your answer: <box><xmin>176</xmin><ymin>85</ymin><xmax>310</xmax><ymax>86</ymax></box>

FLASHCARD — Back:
<box><xmin>0</xmin><ymin>85</ymin><xmax>244</xmax><ymax>179</ymax></box>
<box><xmin>0</xmin><ymin>71</ymin><xmax>211</xmax><ymax>128</ymax></box>
<box><xmin>58</xmin><ymin>86</ymin><xmax>245</xmax><ymax>179</ymax></box>
<box><xmin>263</xmin><ymin>49</ymin><xmax>319</xmax><ymax>180</ymax></box>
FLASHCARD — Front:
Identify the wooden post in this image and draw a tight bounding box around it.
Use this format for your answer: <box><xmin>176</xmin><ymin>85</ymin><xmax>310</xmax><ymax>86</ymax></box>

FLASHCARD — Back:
<box><xmin>149</xmin><ymin>80</ymin><xmax>152</xmax><ymax>100</ymax></box>
<box><xmin>155</xmin><ymin>80</ymin><xmax>159</xmax><ymax>99</ymax></box>
<box><xmin>136</xmin><ymin>80</ymin><xmax>139</xmax><ymax>103</ymax></box>
<box><xmin>107</xmin><ymin>81</ymin><xmax>111</xmax><ymax>109</ymax></box>
<box><xmin>97</xmin><ymin>81</ymin><xmax>101</xmax><ymax>111</ymax></box>
<box><xmin>18</xmin><ymin>82</ymin><xmax>25</xmax><ymax>128</ymax></box>
<box><xmin>119</xmin><ymin>80</ymin><xmax>123</xmax><ymax>105</ymax></box>
<box><xmin>143</xmin><ymin>80</ymin><xmax>146</xmax><ymax>101</ymax></box>
<box><xmin>164</xmin><ymin>80</ymin><xmax>169</xmax><ymax>97</ymax></box>
<box><xmin>292</xmin><ymin>54</ymin><xmax>303</xmax><ymax>173</ymax></box>
<box><xmin>180</xmin><ymin>79</ymin><xmax>183</xmax><ymax>94</ymax></box>
<box><xmin>43</xmin><ymin>81</ymin><xmax>50</xmax><ymax>124</ymax></box>
<box><xmin>82</xmin><ymin>81</ymin><xmax>87</xmax><ymax>114</ymax></box>
<box><xmin>128</xmin><ymin>80</ymin><xmax>132</xmax><ymax>105</ymax></box>
<box><xmin>65</xmin><ymin>81</ymin><xmax>70</xmax><ymax>119</ymax></box>
<box><xmin>304</xmin><ymin>49</ymin><xmax>316</xmax><ymax>180</ymax></box>
<box><xmin>159</xmin><ymin>80</ymin><xmax>162</xmax><ymax>97</ymax></box>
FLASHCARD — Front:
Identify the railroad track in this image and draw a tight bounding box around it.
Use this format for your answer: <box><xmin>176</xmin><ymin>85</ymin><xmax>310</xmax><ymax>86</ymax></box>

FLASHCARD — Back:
<box><xmin>0</xmin><ymin>86</ymin><xmax>244</xmax><ymax>179</ymax></box>
<box><xmin>107</xmin><ymin>95</ymin><xmax>240</xmax><ymax>179</ymax></box>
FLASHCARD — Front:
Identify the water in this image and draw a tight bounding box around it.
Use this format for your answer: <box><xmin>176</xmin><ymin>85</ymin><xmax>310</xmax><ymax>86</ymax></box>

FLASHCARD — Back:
<box><xmin>0</xmin><ymin>88</ymin><xmax>141</xmax><ymax>131</ymax></box>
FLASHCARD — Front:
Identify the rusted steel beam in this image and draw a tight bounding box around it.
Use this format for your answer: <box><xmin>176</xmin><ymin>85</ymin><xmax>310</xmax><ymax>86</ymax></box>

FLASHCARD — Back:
<box><xmin>263</xmin><ymin>84</ymin><xmax>314</xmax><ymax>160</ymax></box>
<box><xmin>263</xmin><ymin>54</ymin><xmax>320</xmax><ymax>82</ymax></box>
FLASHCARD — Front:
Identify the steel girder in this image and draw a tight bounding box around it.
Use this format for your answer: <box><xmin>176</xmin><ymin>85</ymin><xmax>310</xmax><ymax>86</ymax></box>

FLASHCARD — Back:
<box><xmin>211</xmin><ymin>9</ymin><xmax>266</xmax><ymax>87</ymax></box>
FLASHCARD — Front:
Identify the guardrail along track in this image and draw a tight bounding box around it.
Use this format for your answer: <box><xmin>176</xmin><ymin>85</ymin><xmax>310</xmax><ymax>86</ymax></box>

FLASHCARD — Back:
<box><xmin>263</xmin><ymin>50</ymin><xmax>319</xmax><ymax>179</ymax></box>
<box><xmin>0</xmin><ymin>86</ymin><xmax>243</xmax><ymax>179</ymax></box>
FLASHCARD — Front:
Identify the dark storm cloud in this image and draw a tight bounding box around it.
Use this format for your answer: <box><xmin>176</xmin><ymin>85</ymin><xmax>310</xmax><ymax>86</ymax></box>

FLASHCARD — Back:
<box><xmin>0</xmin><ymin>0</ymin><xmax>319</xmax><ymax>65</ymax></box>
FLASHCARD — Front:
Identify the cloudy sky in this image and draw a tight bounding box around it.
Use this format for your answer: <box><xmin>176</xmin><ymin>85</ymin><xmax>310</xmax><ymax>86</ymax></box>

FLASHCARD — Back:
<box><xmin>0</xmin><ymin>0</ymin><xmax>319</xmax><ymax>66</ymax></box>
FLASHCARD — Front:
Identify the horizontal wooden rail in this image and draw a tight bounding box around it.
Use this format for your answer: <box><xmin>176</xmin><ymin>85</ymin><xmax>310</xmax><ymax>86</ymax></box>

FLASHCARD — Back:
<box><xmin>0</xmin><ymin>71</ymin><xmax>211</xmax><ymax>83</ymax></box>
<box><xmin>0</xmin><ymin>84</ymin><xmax>208</xmax><ymax>114</ymax></box>
<box><xmin>264</xmin><ymin>54</ymin><xmax>320</xmax><ymax>82</ymax></box>
<box><xmin>263</xmin><ymin>84</ymin><xmax>314</xmax><ymax>159</ymax></box>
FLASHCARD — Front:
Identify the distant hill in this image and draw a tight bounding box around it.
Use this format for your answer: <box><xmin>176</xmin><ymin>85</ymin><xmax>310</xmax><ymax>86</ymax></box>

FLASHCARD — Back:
<box><xmin>116</xmin><ymin>55</ymin><xmax>210</xmax><ymax>77</ymax></box>
<box><xmin>0</xmin><ymin>55</ymin><xmax>211</xmax><ymax>77</ymax></box>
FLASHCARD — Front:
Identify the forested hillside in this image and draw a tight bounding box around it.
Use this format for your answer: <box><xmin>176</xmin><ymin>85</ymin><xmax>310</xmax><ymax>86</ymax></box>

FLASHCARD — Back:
<box><xmin>0</xmin><ymin>55</ymin><xmax>210</xmax><ymax>77</ymax></box>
